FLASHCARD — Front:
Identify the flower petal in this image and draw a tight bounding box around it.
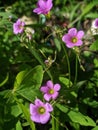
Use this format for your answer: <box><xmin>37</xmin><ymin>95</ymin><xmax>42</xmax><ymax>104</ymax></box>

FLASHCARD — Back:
<box><xmin>38</xmin><ymin>0</ymin><xmax>46</xmax><ymax>9</ymax></box>
<box><xmin>46</xmin><ymin>0</ymin><xmax>53</xmax><ymax>10</ymax></box>
<box><xmin>62</xmin><ymin>34</ymin><xmax>71</xmax><ymax>44</ymax></box>
<box><xmin>66</xmin><ymin>42</ymin><xmax>75</xmax><ymax>48</ymax></box>
<box><xmin>54</xmin><ymin>84</ymin><xmax>61</xmax><ymax>91</ymax></box>
<box><xmin>52</xmin><ymin>92</ymin><xmax>59</xmax><ymax>99</ymax></box>
<box><xmin>75</xmin><ymin>40</ymin><xmax>83</xmax><ymax>46</ymax></box>
<box><xmin>30</xmin><ymin>103</ymin><xmax>36</xmax><ymax>115</ymax></box>
<box><xmin>68</xmin><ymin>28</ymin><xmax>77</xmax><ymax>37</ymax></box>
<box><xmin>31</xmin><ymin>113</ymin><xmax>41</xmax><ymax>123</ymax></box>
<box><xmin>45</xmin><ymin>103</ymin><xmax>53</xmax><ymax>112</ymax></box>
<box><xmin>40</xmin><ymin>112</ymin><xmax>50</xmax><ymax>124</ymax></box>
<box><xmin>46</xmin><ymin>80</ymin><xmax>53</xmax><ymax>88</ymax></box>
<box><xmin>35</xmin><ymin>99</ymin><xmax>43</xmax><ymax>106</ymax></box>
<box><xmin>44</xmin><ymin>94</ymin><xmax>51</xmax><ymax>101</ymax></box>
<box><xmin>40</xmin><ymin>86</ymin><xmax>48</xmax><ymax>93</ymax></box>
<box><xmin>77</xmin><ymin>31</ymin><xmax>84</xmax><ymax>39</ymax></box>
<box><xmin>33</xmin><ymin>8</ymin><xmax>43</xmax><ymax>14</ymax></box>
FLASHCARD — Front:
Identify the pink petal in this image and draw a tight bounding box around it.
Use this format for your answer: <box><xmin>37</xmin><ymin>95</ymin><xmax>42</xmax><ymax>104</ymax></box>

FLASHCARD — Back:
<box><xmin>68</xmin><ymin>28</ymin><xmax>77</xmax><ymax>37</ymax></box>
<box><xmin>44</xmin><ymin>94</ymin><xmax>51</xmax><ymax>101</ymax></box>
<box><xmin>33</xmin><ymin>8</ymin><xmax>42</xmax><ymax>14</ymax></box>
<box><xmin>30</xmin><ymin>103</ymin><xmax>35</xmax><ymax>115</ymax></box>
<box><xmin>35</xmin><ymin>99</ymin><xmax>43</xmax><ymax>106</ymax></box>
<box><xmin>54</xmin><ymin>84</ymin><xmax>61</xmax><ymax>91</ymax></box>
<box><xmin>46</xmin><ymin>0</ymin><xmax>53</xmax><ymax>10</ymax></box>
<box><xmin>46</xmin><ymin>80</ymin><xmax>53</xmax><ymax>88</ymax></box>
<box><xmin>31</xmin><ymin>113</ymin><xmax>41</xmax><ymax>123</ymax></box>
<box><xmin>62</xmin><ymin>34</ymin><xmax>71</xmax><ymax>43</ymax></box>
<box><xmin>40</xmin><ymin>112</ymin><xmax>50</xmax><ymax>124</ymax></box>
<box><xmin>66</xmin><ymin>42</ymin><xmax>75</xmax><ymax>48</ymax></box>
<box><xmin>45</xmin><ymin>103</ymin><xmax>53</xmax><ymax>112</ymax></box>
<box><xmin>77</xmin><ymin>31</ymin><xmax>84</xmax><ymax>39</ymax></box>
<box><xmin>38</xmin><ymin>0</ymin><xmax>46</xmax><ymax>9</ymax></box>
<box><xmin>40</xmin><ymin>86</ymin><xmax>48</xmax><ymax>93</ymax></box>
<box><xmin>75</xmin><ymin>40</ymin><xmax>83</xmax><ymax>46</ymax></box>
<box><xmin>52</xmin><ymin>92</ymin><xmax>59</xmax><ymax>99</ymax></box>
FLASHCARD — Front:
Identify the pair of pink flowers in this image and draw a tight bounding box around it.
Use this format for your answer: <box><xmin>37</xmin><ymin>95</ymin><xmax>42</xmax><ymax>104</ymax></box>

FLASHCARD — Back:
<box><xmin>30</xmin><ymin>80</ymin><xmax>61</xmax><ymax>124</ymax></box>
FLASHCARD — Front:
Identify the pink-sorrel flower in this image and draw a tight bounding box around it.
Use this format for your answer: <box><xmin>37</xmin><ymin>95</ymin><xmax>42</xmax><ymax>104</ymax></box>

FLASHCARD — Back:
<box><xmin>62</xmin><ymin>28</ymin><xmax>84</xmax><ymax>48</ymax></box>
<box><xmin>13</xmin><ymin>19</ymin><xmax>25</xmax><ymax>34</ymax></box>
<box><xmin>93</xmin><ymin>18</ymin><xmax>98</xmax><ymax>28</ymax></box>
<box><xmin>33</xmin><ymin>0</ymin><xmax>53</xmax><ymax>15</ymax></box>
<box><xmin>30</xmin><ymin>99</ymin><xmax>53</xmax><ymax>124</ymax></box>
<box><xmin>40</xmin><ymin>80</ymin><xmax>61</xmax><ymax>101</ymax></box>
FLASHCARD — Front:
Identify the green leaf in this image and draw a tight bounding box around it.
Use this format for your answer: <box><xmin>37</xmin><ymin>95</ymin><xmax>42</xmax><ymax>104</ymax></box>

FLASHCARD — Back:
<box><xmin>11</xmin><ymin>105</ymin><xmax>22</xmax><ymax>117</ymax></box>
<box><xmin>69</xmin><ymin>111</ymin><xmax>96</xmax><ymax>127</ymax></box>
<box><xmin>0</xmin><ymin>73</ymin><xmax>9</xmax><ymax>87</ymax></box>
<box><xmin>92</xmin><ymin>126</ymin><xmax>98</xmax><ymax>130</ymax></box>
<box><xmin>90</xmin><ymin>39</ymin><xmax>98</xmax><ymax>51</ymax></box>
<box><xmin>14</xmin><ymin>65</ymin><xmax>43</xmax><ymax>90</ymax></box>
<box><xmin>56</xmin><ymin>104</ymin><xmax>96</xmax><ymax>127</ymax></box>
<box><xmin>70</xmin><ymin>3</ymin><xmax>81</xmax><ymax>21</ymax></box>
<box><xmin>81</xmin><ymin>1</ymin><xmax>98</xmax><ymax>17</ymax></box>
<box><xmin>16</xmin><ymin>121</ymin><xmax>23</xmax><ymax>130</ymax></box>
<box><xmin>16</xmin><ymin>99</ymin><xmax>35</xmax><ymax>130</ymax></box>
<box><xmin>85</xmin><ymin>13</ymin><xmax>98</xmax><ymax>18</ymax></box>
<box><xmin>54</xmin><ymin>38</ymin><xmax>61</xmax><ymax>52</ymax></box>
<box><xmin>59</xmin><ymin>77</ymin><xmax>72</xmax><ymax>88</ymax></box>
<box><xmin>13</xmin><ymin>65</ymin><xmax>43</xmax><ymax>102</ymax></box>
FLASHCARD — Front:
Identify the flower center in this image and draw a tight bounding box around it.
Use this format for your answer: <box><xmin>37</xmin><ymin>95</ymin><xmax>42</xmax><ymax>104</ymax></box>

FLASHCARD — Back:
<box><xmin>71</xmin><ymin>37</ymin><xmax>77</xmax><ymax>43</ymax></box>
<box><xmin>38</xmin><ymin>107</ymin><xmax>46</xmax><ymax>114</ymax></box>
<box><xmin>49</xmin><ymin>89</ymin><xmax>54</xmax><ymax>94</ymax></box>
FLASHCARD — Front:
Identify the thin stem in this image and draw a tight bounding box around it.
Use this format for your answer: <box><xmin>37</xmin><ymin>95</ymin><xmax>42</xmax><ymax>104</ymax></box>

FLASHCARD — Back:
<box><xmin>51</xmin><ymin>114</ymin><xmax>69</xmax><ymax>130</ymax></box>
<box><xmin>61</xmin><ymin>42</ymin><xmax>71</xmax><ymax>87</ymax></box>
<box><xmin>51</xmin><ymin>111</ymin><xmax>55</xmax><ymax>130</ymax></box>
<box><xmin>74</xmin><ymin>54</ymin><xmax>78</xmax><ymax>85</ymax></box>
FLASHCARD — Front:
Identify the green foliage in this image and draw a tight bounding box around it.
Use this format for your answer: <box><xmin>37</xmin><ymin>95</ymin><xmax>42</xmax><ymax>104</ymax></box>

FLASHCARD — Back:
<box><xmin>0</xmin><ymin>0</ymin><xmax>98</xmax><ymax>130</ymax></box>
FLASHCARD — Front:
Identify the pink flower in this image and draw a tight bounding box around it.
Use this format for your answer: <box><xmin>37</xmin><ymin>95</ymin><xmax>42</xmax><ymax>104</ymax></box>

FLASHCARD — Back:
<box><xmin>13</xmin><ymin>19</ymin><xmax>25</xmax><ymax>34</ymax></box>
<box><xmin>94</xmin><ymin>18</ymin><xmax>98</xmax><ymax>28</ymax></box>
<box><xmin>62</xmin><ymin>28</ymin><xmax>84</xmax><ymax>48</ymax></box>
<box><xmin>40</xmin><ymin>80</ymin><xmax>61</xmax><ymax>101</ymax></box>
<box><xmin>33</xmin><ymin>0</ymin><xmax>53</xmax><ymax>15</ymax></box>
<box><xmin>30</xmin><ymin>99</ymin><xmax>53</xmax><ymax>124</ymax></box>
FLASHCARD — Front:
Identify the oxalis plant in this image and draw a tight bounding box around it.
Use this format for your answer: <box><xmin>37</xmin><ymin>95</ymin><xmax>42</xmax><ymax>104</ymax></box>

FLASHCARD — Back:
<box><xmin>0</xmin><ymin>0</ymin><xmax>98</xmax><ymax>130</ymax></box>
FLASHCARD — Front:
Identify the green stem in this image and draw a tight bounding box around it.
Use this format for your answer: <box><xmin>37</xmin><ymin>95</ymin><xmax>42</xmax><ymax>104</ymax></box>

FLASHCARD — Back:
<box><xmin>51</xmin><ymin>114</ymin><xmax>69</xmax><ymax>130</ymax></box>
<box><xmin>51</xmin><ymin>112</ymin><xmax>55</xmax><ymax>130</ymax></box>
<box><xmin>74</xmin><ymin>54</ymin><xmax>78</xmax><ymax>85</ymax></box>
<box><xmin>61</xmin><ymin>42</ymin><xmax>71</xmax><ymax>87</ymax></box>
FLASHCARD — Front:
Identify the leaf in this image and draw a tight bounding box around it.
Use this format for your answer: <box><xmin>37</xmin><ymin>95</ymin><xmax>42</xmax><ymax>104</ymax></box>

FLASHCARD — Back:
<box><xmin>14</xmin><ymin>65</ymin><xmax>43</xmax><ymax>89</ymax></box>
<box><xmin>16</xmin><ymin>121</ymin><xmax>23</xmax><ymax>130</ymax></box>
<box><xmin>16</xmin><ymin>100</ymin><xmax>35</xmax><ymax>130</ymax></box>
<box><xmin>59</xmin><ymin>77</ymin><xmax>72</xmax><ymax>88</ymax></box>
<box><xmin>56</xmin><ymin>104</ymin><xmax>96</xmax><ymax>127</ymax></box>
<box><xmin>85</xmin><ymin>13</ymin><xmax>98</xmax><ymax>18</ymax></box>
<box><xmin>70</xmin><ymin>3</ymin><xmax>81</xmax><ymax>21</ymax></box>
<box><xmin>14</xmin><ymin>65</ymin><xmax>43</xmax><ymax>102</ymax></box>
<box><xmin>0</xmin><ymin>73</ymin><xmax>9</xmax><ymax>87</ymax></box>
<box><xmin>54</xmin><ymin>38</ymin><xmax>61</xmax><ymax>52</ymax></box>
<box><xmin>11</xmin><ymin>105</ymin><xmax>22</xmax><ymax>117</ymax></box>
<box><xmin>69</xmin><ymin>111</ymin><xmax>96</xmax><ymax>127</ymax></box>
<box><xmin>90</xmin><ymin>40</ymin><xmax>98</xmax><ymax>51</ymax></box>
<box><xmin>81</xmin><ymin>1</ymin><xmax>98</xmax><ymax>17</ymax></box>
<box><xmin>92</xmin><ymin>126</ymin><xmax>98</xmax><ymax>130</ymax></box>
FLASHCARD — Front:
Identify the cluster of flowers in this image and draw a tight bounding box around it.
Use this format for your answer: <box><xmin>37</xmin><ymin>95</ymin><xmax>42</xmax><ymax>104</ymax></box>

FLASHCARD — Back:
<box><xmin>30</xmin><ymin>80</ymin><xmax>61</xmax><ymax>124</ymax></box>
<box><xmin>12</xmin><ymin>0</ymin><xmax>98</xmax><ymax>125</ymax></box>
